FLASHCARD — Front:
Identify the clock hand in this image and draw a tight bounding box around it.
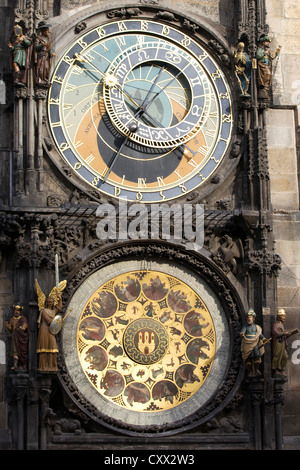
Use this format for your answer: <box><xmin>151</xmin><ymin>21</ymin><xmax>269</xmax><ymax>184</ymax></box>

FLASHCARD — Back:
<box><xmin>75</xmin><ymin>53</ymin><xmax>140</xmax><ymax>109</ymax></box>
<box><xmin>141</xmin><ymin>68</ymin><xmax>184</xmax><ymax>114</ymax></box>
<box><xmin>75</xmin><ymin>54</ymin><xmax>180</xmax><ymax>131</ymax></box>
<box><xmin>100</xmin><ymin>119</ymin><xmax>140</xmax><ymax>185</ymax></box>
<box><xmin>120</xmin><ymin>65</ymin><xmax>170</xmax><ymax>125</ymax></box>
<box><xmin>137</xmin><ymin>66</ymin><xmax>166</xmax><ymax>115</ymax></box>
<box><xmin>103</xmin><ymin>121</ymin><xmax>187</xmax><ymax>187</ymax></box>
<box><xmin>122</xmin><ymin>67</ymin><xmax>187</xmax><ymax>129</ymax></box>
<box><xmin>100</xmin><ymin>76</ymin><xmax>193</xmax><ymax>186</ymax></box>
<box><xmin>100</xmin><ymin>135</ymin><xmax>129</xmax><ymax>186</ymax></box>
<box><xmin>74</xmin><ymin>53</ymin><xmax>106</xmax><ymax>79</ymax></box>
<box><xmin>109</xmin><ymin>80</ymin><xmax>140</xmax><ymax>109</ymax></box>
<box><xmin>126</xmin><ymin>100</ymin><xmax>162</xmax><ymax>128</ymax></box>
<box><xmin>75</xmin><ymin>55</ymin><xmax>187</xmax><ymax>144</ymax></box>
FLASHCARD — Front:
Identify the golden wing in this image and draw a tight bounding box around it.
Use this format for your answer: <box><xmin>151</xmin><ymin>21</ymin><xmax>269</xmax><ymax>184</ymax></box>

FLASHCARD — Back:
<box><xmin>49</xmin><ymin>280</ymin><xmax>67</xmax><ymax>305</ymax></box>
<box><xmin>35</xmin><ymin>279</ymin><xmax>46</xmax><ymax>311</ymax></box>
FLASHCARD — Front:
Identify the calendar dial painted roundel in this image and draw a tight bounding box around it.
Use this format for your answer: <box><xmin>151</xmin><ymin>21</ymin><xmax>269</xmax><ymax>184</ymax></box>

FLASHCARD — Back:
<box><xmin>76</xmin><ymin>270</ymin><xmax>216</xmax><ymax>412</ymax></box>
<box><xmin>48</xmin><ymin>19</ymin><xmax>233</xmax><ymax>202</ymax></box>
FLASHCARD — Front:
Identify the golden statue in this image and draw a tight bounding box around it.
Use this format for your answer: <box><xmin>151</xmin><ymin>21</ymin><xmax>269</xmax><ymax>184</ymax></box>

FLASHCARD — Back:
<box><xmin>35</xmin><ymin>279</ymin><xmax>67</xmax><ymax>372</ymax></box>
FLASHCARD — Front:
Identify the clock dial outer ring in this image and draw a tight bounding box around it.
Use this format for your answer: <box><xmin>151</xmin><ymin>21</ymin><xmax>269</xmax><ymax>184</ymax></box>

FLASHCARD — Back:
<box><xmin>47</xmin><ymin>19</ymin><xmax>234</xmax><ymax>203</ymax></box>
<box><xmin>61</xmin><ymin>260</ymin><xmax>231</xmax><ymax>433</ymax></box>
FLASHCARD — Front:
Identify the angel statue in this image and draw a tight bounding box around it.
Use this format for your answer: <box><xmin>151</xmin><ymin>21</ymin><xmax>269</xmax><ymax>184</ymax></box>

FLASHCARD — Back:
<box><xmin>35</xmin><ymin>279</ymin><xmax>67</xmax><ymax>372</ymax></box>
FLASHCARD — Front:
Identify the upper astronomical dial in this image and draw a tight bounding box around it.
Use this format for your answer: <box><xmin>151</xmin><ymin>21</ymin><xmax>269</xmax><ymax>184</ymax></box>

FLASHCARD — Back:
<box><xmin>48</xmin><ymin>19</ymin><xmax>233</xmax><ymax>203</ymax></box>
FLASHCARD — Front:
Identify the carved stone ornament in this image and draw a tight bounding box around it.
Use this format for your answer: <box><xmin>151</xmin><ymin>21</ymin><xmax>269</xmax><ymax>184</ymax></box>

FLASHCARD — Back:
<box><xmin>74</xmin><ymin>21</ymin><xmax>87</xmax><ymax>34</ymax></box>
<box><xmin>245</xmin><ymin>250</ymin><xmax>281</xmax><ymax>276</ymax></box>
<box><xmin>107</xmin><ymin>8</ymin><xmax>142</xmax><ymax>18</ymax></box>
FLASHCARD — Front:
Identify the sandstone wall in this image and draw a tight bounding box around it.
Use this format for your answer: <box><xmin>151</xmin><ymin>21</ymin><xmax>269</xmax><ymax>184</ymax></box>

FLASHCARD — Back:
<box><xmin>266</xmin><ymin>0</ymin><xmax>300</xmax><ymax>440</ymax></box>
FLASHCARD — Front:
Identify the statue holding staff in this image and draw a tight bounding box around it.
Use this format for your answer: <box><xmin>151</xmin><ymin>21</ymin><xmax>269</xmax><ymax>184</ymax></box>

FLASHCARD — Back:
<box><xmin>34</xmin><ymin>23</ymin><xmax>55</xmax><ymax>87</ymax></box>
<box><xmin>272</xmin><ymin>308</ymin><xmax>299</xmax><ymax>376</ymax></box>
<box><xmin>256</xmin><ymin>34</ymin><xmax>281</xmax><ymax>100</ymax></box>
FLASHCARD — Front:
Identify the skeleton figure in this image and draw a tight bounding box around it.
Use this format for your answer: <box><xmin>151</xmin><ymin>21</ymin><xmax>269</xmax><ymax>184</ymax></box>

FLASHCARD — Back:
<box><xmin>233</xmin><ymin>42</ymin><xmax>251</xmax><ymax>96</ymax></box>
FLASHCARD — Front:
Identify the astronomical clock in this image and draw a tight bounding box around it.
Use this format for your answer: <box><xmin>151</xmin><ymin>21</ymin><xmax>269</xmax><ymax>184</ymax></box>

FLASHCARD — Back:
<box><xmin>45</xmin><ymin>9</ymin><xmax>242</xmax><ymax>437</ymax></box>
<box><xmin>47</xmin><ymin>18</ymin><xmax>233</xmax><ymax>203</ymax></box>
<box><xmin>8</xmin><ymin>1</ymin><xmax>286</xmax><ymax>450</ymax></box>
<box><xmin>1</xmin><ymin>0</ymin><xmax>290</xmax><ymax>451</ymax></box>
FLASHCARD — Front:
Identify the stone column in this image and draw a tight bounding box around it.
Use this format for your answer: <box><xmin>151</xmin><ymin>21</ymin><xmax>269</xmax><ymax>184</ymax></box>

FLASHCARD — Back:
<box><xmin>247</xmin><ymin>377</ymin><xmax>264</xmax><ymax>449</ymax></box>
<box><xmin>273</xmin><ymin>376</ymin><xmax>288</xmax><ymax>450</ymax></box>
<box><xmin>13</xmin><ymin>87</ymin><xmax>27</xmax><ymax>198</ymax></box>
<box><xmin>25</xmin><ymin>70</ymin><xmax>36</xmax><ymax>196</ymax></box>
<box><xmin>10</xmin><ymin>372</ymin><xmax>29</xmax><ymax>450</ymax></box>
<box><xmin>35</xmin><ymin>87</ymin><xmax>47</xmax><ymax>192</ymax></box>
<box><xmin>38</xmin><ymin>374</ymin><xmax>53</xmax><ymax>450</ymax></box>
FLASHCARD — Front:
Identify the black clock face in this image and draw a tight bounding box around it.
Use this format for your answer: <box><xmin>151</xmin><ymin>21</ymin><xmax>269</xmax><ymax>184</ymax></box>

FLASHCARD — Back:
<box><xmin>48</xmin><ymin>19</ymin><xmax>233</xmax><ymax>202</ymax></box>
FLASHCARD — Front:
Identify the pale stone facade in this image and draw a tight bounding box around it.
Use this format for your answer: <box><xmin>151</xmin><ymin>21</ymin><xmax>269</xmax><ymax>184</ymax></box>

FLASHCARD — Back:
<box><xmin>266</xmin><ymin>0</ymin><xmax>300</xmax><ymax>442</ymax></box>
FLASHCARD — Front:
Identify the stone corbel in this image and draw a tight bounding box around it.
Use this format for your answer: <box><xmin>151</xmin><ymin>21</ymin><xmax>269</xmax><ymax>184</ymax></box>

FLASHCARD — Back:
<box><xmin>14</xmin><ymin>86</ymin><xmax>28</xmax><ymax>100</ymax></box>
<box><xmin>208</xmin><ymin>39</ymin><xmax>231</xmax><ymax>67</ymax></box>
